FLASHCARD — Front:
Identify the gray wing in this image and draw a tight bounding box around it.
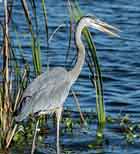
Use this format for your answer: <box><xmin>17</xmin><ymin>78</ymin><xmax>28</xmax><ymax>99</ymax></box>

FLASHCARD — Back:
<box><xmin>15</xmin><ymin>67</ymin><xmax>72</xmax><ymax>121</ymax></box>
<box><xmin>21</xmin><ymin>67</ymin><xmax>66</xmax><ymax>100</ymax></box>
<box><xmin>32</xmin><ymin>79</ymin><xmax>71</xmax><ymax>114</ymax></box>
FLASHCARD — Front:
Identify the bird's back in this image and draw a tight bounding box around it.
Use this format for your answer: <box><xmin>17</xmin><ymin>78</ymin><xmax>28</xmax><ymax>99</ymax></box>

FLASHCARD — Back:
<box><xmin>21</xmin><ymin>67</ymin><xmax>66</xmax><ymax>99</ymax></box>
<box><xmin>15</xmin><ymin>67</ymin><xmax>72</xmax><ymax>121</ymax></box>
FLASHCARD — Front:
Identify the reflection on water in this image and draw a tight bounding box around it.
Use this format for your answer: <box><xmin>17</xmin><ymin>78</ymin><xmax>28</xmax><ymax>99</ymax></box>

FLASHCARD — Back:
<box><xmin>0</xmin><ymin>0</ymin><xmax>140</xmax><ymax>153</ymax></box>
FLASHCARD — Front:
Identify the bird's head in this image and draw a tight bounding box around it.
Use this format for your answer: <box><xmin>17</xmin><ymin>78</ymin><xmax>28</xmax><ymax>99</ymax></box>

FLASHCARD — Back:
<box><xmin>79</xmin><ymin>15</ymin><xmax>120</xmax><ymax>37</ymax></box>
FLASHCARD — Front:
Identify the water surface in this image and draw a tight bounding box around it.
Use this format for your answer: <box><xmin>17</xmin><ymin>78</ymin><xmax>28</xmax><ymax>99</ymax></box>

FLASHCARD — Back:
<box><xmin>0</xmin><ymin>0</ymin><xmax>140</xmax><ymax>153</ymax></box>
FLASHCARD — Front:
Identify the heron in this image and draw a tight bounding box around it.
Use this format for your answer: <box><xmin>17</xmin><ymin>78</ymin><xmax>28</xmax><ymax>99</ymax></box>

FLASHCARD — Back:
<box><xmin>15</xmin><ymin>16</ymin><xmax>118</xmax><ymax>154</ymax></box>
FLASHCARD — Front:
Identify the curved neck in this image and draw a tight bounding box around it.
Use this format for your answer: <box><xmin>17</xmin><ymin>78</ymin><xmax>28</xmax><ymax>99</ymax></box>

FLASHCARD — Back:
<box><xmin>69</xmin><ymin>19</ymin><xmax>86</xmax><ymax>83</ymax></box>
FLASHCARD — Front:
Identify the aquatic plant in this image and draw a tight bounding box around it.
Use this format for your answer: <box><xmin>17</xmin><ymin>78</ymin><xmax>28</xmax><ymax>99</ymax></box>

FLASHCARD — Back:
<box><xmin>68</xmin><ymin>1</ymin><xmax>106</xmax><ymax>123</ymax></box>
<box><xmin>0</xmin><ymin>0</ymin><xmax>45</xmax><ymax>149</ymax></box>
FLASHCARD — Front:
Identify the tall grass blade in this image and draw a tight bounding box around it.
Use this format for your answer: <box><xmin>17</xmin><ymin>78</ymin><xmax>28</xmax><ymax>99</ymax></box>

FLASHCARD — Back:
<box><xmin>30</xmin><ymin>0</ymin><xmax>39</xmax><ymax>36</ymax></box>
<box><xmin>68</xmin><ymin>0</ymin><xmax>106</xmax><ymax>123</ymax></box>
<box><xmin>21</xmin><ymin>0</ymin><xmax>32</xmax><ymax>32</ymax></box>
<box><xmin>41</xmin><ymin>0</ymin><xmax>49</xmax><ymax>44</ymax></box>
<box><xmin>31</xmin><ymin>38</ymin><xmax>42</xmax><ymax>75</ymax></box>
<box><xmin>21</xmin><ymin>0</ymin><xmax>42</xmax><ymax>75</ymax></box>
<box><xmin>0</xmin><ymin>0</ymin><xmax>12</xmax><ymax>148</ymax></box>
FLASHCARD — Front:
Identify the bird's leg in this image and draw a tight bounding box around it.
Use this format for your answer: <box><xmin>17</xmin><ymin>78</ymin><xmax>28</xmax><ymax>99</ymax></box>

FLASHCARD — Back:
<box><xmin>55</xmin><ymin>107</ymin><xmax>62</xmax><ymax>154</ymax></box>
<box><xmin>31</xmin><ymin>119</ymin><xmax>39</xmax><ymax>154</ymax></box>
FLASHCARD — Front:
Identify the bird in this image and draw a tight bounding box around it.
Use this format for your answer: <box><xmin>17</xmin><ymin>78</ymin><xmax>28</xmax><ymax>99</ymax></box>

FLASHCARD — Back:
<box><xmin>15</xmin><ymin>16</ymin><xmax>118</xmax><ymax>154</ymax></box>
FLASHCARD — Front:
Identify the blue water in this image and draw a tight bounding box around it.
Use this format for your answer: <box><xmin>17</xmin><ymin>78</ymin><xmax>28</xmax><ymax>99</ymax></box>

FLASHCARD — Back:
<box><xmin>0</xmin><ymin>0</ymin><xmax>140</xmax><ymax>153</ymax></box>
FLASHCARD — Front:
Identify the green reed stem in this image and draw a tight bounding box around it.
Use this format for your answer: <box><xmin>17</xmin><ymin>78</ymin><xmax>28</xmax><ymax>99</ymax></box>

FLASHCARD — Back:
<box><xmin>41</xmin><ymin>0</ymin><xmax>49</xmax><ymax>44</ymax></box>
<box><xmin>21</xmin><ymin>0</ymin><xmax>42</xmax><ymax>75</ymax></box>
<box><xmin>68</xmin><ymin>0</ymin><xmax>106</xmax><ymax>123</ymax></box>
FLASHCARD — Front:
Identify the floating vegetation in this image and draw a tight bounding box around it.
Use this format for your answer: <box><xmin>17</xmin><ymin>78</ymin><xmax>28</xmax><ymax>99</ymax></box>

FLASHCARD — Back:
<box><xmin>11</xmin><ymin>111</ymin><xmax>140</xmax><ymax>153</ymax></box>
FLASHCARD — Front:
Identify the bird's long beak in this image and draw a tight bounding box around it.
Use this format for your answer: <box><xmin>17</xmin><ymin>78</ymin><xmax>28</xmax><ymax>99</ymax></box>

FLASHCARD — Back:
<box><xmin>90</xmin><ymin>17</ymin><xmax>120</xmax><ymax>37</ymax></box>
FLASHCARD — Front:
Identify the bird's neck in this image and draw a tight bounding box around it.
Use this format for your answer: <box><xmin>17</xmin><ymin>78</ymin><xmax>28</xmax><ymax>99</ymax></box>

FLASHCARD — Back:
<box><xmin>69</xmin><ymin>20</ymin><xmax>86</xmax><ymax>83</ymax></box>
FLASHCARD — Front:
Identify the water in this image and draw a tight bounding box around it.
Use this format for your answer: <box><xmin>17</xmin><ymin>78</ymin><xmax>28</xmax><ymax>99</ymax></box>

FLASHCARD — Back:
<box><xmin>0</xmin><ymin>0</ymin><xmax>140</xmax><ymax>153</ymax></box>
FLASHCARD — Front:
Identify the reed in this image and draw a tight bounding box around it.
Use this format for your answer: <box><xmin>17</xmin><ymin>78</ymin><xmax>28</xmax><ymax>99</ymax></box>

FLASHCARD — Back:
<box><xmin>0</xmin><ymin>0</ymin><xmax>44</xmax><ymax>149</ymax></box>
<box><xmin>41</xmin><ymin>0</ymin><xmax>49</xmax><ymax>43</ymax></box>
<box><xmin>0</xmin><ymin>0</ymin><xmax>11</xmax><ymax>149</ymax></box>
<box><xmin>21</xmin><ymin>0</ymin><xmax>42</xmax><ymax>75</ymax></box>
<box><xmin>68</xmin><ymin>1</ymin><xmax>106</xmax><ymax>123</ymax></box>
